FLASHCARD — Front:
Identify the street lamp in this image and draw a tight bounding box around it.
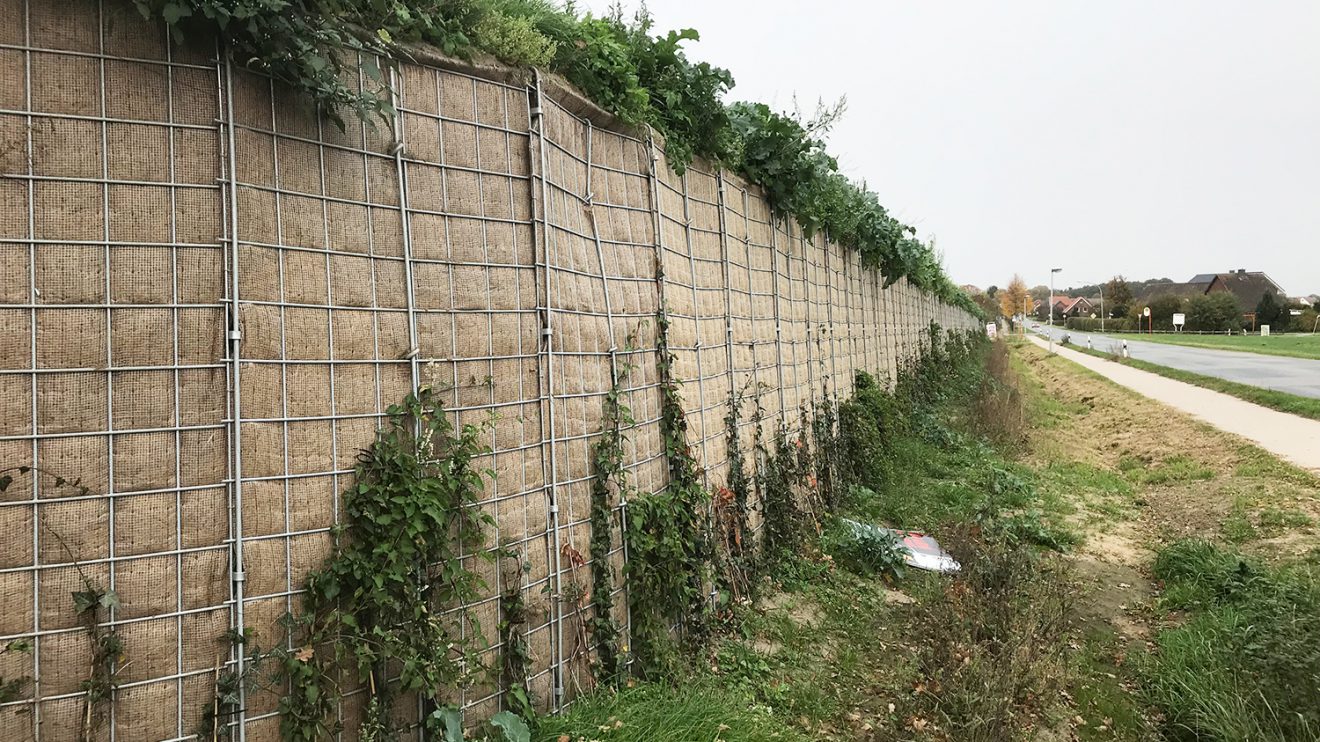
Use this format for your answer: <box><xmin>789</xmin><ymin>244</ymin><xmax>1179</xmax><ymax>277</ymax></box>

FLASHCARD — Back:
<box><xmin>1049</xmin><ymin>267</ymin><xmax>1062</xmax><ymax>326</ymax></box>
<box><xmin>1048</xmin><ymin>268</ymin><xmax>1062</xmax><ymax>353</ymax></box>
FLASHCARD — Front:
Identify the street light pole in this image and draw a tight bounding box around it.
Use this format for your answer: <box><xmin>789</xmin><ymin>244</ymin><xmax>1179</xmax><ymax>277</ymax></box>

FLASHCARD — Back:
<box><xmin>1098</xmin><ymin>283</ymin><xmax>1105</xmax><ymax>332</ymax></box>
<box><xmin>1049</xmin><ymin>267</ymin><xmax>1062</xmax><ymax>353</ymax></box>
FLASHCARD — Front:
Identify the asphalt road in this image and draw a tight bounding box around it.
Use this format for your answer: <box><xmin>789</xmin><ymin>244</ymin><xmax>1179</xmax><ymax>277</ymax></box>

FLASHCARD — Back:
<box><xmin>1032</xmin><ymin>326</ymin><xmax>1320</xmax><ymax>399</ymax></box>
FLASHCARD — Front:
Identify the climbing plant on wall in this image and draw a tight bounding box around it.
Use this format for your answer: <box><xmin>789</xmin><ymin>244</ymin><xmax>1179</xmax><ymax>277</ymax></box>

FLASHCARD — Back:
<box><xmin>274</xmin><ymin>386</ymin><xmax>496</xmax><ymax>741</ymax></box>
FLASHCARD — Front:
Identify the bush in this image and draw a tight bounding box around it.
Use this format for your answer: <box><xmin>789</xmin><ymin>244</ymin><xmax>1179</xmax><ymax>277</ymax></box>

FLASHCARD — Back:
<box><xmin>470</xmin><ymin>8</ymin><xmax>557</xmax><ymax>67</ymax></box>
<box><xmin>910</xmin><ymin>530</ymin><xmax>1073</xmax><ymax>742</ymax></box>
<box><xmin>1144</xmin><ymin>540</ymin><xmax>1320</xmax><ymax>740</ymax></box>
<box><xmin>1186</xmin><ymin>292</ymin><xmax>1242</xmax><ymax>332</ymax></box>
<box><xmin>1064</xmin><ymin>317</ymin><xmax>1135</xmax><ymax>332</ymax></box>
<box><xmin>837</xmin><ymin>370</ymin><xmax>904</xmax><ymax>490</ymax></box>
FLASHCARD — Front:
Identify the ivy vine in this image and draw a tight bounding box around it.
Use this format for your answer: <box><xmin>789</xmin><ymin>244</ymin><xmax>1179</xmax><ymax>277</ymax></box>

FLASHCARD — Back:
<box><xmin>586</xmin><ymin>329</ymin><xmax>641</xmax><ymax>685</ymax></box>
<box><xmin>275</xmin><ymin>385</ymin><xmax>495</xmax><ymax>741</ymax></box>
<box><xmin>624</xmin><ymin>311</ymin><xmax>713</xmax><ymax>675</ymax></box>
<box><xmin>0</xmin><ymin>468</ymin><xmax>124</xmax><ymax>742</ymax></box>
<box><xmin>498</xmin><ymin>552</ymin><xmax>534</xmax><ymax>722</ymax></box>
<box><xmin>714</xmin><ymin>383</ymin><xmax>755</xmax><ymax>605</ymax></box>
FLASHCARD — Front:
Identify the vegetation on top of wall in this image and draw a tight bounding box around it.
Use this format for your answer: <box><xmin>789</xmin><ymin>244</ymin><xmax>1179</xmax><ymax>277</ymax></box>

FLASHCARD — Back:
<box><xmin>132</xmin><ymin>0</ymin><xmax>980</xmax><ymax>315</ymax></box>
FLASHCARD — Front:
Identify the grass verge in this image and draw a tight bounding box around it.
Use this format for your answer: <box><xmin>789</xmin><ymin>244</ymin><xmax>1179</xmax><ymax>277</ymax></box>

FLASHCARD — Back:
<box><xmin>535</xmin><ymin>680</ymin><xmax>810</xmax><ymax>742</ymax></box>
<box><xmin>1143</xmin><ymin>540</ymin><xmax>1320</xmax><ymax>741</ymax></box>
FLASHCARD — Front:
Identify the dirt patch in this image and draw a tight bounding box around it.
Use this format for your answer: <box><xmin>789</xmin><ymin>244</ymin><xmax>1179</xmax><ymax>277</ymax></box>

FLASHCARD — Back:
<box><xmin>881</xmin><ymin>588</ymin><xmax>915</xmax><ymax>605</ymax></box>
<box><xmin>758</xmin><ymin>591</ymin><xmax>823</xmax><ymax>627</ymax></box>
<box><xmin>1139</xmin><ymin>483</ymin><xmax>1234</xmax><ymax>540</ymax></box>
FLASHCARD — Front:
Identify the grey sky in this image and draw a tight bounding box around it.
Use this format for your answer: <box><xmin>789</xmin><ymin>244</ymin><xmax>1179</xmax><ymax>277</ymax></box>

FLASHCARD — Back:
<box><xmin>586</xmin><ymin>1</ymin><xmax>1320</xmax><ymax>297</ymax></box>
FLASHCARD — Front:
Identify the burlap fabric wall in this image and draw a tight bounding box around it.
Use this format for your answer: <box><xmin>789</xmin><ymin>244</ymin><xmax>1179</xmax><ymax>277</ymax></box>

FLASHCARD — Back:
<box><xmin>1</xmin><ymin>1</ymin><xmax>229</xmax><ymax>739</ymax></box>
<box><xmin>0</xmin><ymin>1</ymin><xmax>980</xmax><ymax>739</ymax></box>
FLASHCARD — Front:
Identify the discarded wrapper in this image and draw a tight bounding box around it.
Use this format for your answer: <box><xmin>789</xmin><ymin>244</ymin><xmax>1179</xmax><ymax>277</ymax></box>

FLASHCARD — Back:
<box><xmin>841</xmin><ymin>519</ymin><xmax>961</xmax><ymax>573</ymax></box>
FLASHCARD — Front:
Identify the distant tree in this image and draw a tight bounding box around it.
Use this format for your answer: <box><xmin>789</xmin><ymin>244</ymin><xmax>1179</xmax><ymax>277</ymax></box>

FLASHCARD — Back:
<box><xmin>1313</xmin><ymin>299</ymin><xmax>1320</xmax><ymax>313</ymax></box>
<box><xmin>1028</xmin><ymin>285</ymin><xmax>1051</xmax><ymax>301</ymax></box>
<box><xmin>973</xmin><ymin>293</ymin><xmax>999</xmax><ymax>318</ymax></box>
<box><xmin>986</xmin><ymin>285</ymin><xmax>999</xmax><ymax>298</ymax></box>
<box><xmin>1186</xmin><ymin>293</ymin><xmax>1241</xmax><ymax>332</ymax></box>
<box><xmin>1147</xmin><ymin>294</ymin><xmax>1186</xmax><ymax>329</ymax></box>
<box><xmin>1105</xmin><ymin>275</ymin><xmax>1134</xmax><ymax>319</ymax></box>
<box><xmin>1256</xmin><ymin>291</ymin><xmax>1285</xmax><ymax>330</ymax></box>
<box><xmin>1298</xmin><ymin>307</ymin><xmax>1319</xmax><ymax>333</ymax></box>
<box><xmin>1000</xmin><ymin>275</ymin><xmax>1031</xmax><ymax>322</ymax></box>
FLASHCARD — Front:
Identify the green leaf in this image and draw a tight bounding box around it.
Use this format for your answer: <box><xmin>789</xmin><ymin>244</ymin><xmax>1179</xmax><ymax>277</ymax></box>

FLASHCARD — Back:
<box><xmin>72</xmin><ymin>589</ymin><xmax>98</xmax><ymax>615</ymax></box>
<box><xmin>490</xmin><ymin>711</ymin><xmax>530</xmax><ymax>742</ymax></box>
<box><xmin>161</xmin><ymin>2</ymin><xmax>191</xmax><ymax>25</ymax></box>
<box><xmin>430</xmin><ymin>706</ymin><xmax>463</xmax><ymax>742</ymax></box>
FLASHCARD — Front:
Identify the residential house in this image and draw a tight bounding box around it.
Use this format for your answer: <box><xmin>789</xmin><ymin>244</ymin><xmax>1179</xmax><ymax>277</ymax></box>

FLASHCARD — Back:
<box><xmin>1135</xmin><ymin>270</ymin><xmax>1286</xmax><ymax>329</ymax></box>
<box><xmin>1032</xmin><ymin>296</ymin><xmax>1093</xmax><ymax>320</ymax></box>
<box><xmin>1056</xmin><ymin>297</ymin><xmax>1094</xmax><ymax>318</ymax></box>
<box><xmin>1204</xmin><ymin>271</ymin><xmax>1286</xmax><ymax>328</ymax></box>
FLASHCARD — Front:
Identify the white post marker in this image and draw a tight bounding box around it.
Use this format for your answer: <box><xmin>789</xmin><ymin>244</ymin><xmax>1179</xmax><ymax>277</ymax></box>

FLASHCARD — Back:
<box><xmin>1122</xmin><ymin>339</ymin><xmax>1130</xmax><ymax>358</ymax></box>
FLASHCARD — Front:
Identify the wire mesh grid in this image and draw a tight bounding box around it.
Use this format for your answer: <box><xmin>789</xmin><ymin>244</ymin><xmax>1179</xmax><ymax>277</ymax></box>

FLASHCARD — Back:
<box><xmin>0</xmin><ymin>1</ymin><xmax>981</xmax><ymax>738</ymax></box>
<box><xmin>532</xmin><ymin>90</ymin><xmax>664</xmax><ymax>708</ymax></box>
<box><xmin>0</xmin><ymin>1</ymin><xmax>230</xmax><ymax>739</ymax></box>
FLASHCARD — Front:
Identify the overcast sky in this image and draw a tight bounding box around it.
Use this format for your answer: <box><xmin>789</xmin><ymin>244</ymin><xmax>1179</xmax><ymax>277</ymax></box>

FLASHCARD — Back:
<box><xmin>584</xmin><ymin>0</ymin><xmax>1320</xmax><ymax>296</ymax></box>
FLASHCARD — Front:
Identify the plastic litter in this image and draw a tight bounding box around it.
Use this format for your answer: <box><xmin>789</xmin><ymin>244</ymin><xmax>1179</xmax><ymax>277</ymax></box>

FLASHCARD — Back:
<box><xmin>841</xmin><ymin>519</ymin><xmax>961</xmax><ymax>573</ymax></box>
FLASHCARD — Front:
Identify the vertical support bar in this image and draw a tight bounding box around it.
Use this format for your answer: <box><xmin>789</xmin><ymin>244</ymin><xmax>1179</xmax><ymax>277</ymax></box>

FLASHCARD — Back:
<box><xmin>769</xmin><ymin>220</ymin><xmax>787</xmax><ymax>427</ymax></box>
<box><xmin>739</xmin><ymin>189</ymin><xmax>761</xmax><ymax>429</ymax></box>
<box><xmin>388</xmin><ymin>66</ymin><xmax>422</xmax><ymax>395</ymax></box>
<box><xmin>645</xmin><ymin>132</ymin><xmax>669</xmax><ymax>314</ymax></box>
<box><xmin>716</xmin><ymin>172</ymin><xmax>736</xmax><ymax>424</ymax></box>
<box><xmin>802</xmin><ymin>229</ymin><xmax>815</xmax><ymax>411</ymax></box>
<box><xmin>679</xmin><ymin>170</ymin><xmax>709</xmax><ymax>487</ymax></box>
<box><xmin>94</xmin><ymin>7</ymin><xmax>120</xmax><ymax>737</ymax></box>
<box><xmin>644</xmin><ymin>128</ymin><xmax>670</xmax><ymax>670</ymax></box>
<box><xmin>584</xmin><ymin>121</ymin><xmax>620</xmax><ymax>366</ymax></box>
<box><xmin>823</xmin><ymin>237</ymin><xmax>836</xmax><ymax>397</ymax></box>
<box><xmin>22</xmin><ymin>2</ymin><xmax>40</xmax><ymax>735</ymax></box>
<box><xmin>583</xmin><ymin>119</ymin><xmax>626</xmax><ymax>676</ymax></box>
<box><xmin>713</xmin><ymin>170</ymin><xmax>735</xmax><ymax>608</ymax></box>
<box><xmin>527</xmin><ymin>70</ymin><xmax>566</xmax><ymax>711</ymax></box>
<box><xmin>220</xmin><ymin>50</ymin><xmax>248</xmax><ymax>742</ymax></box>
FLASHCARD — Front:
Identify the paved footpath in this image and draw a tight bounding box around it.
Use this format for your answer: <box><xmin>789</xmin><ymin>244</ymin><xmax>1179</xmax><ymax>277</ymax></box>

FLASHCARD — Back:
<box><xmin>1034</xmin><ymin>326</ymin><xmax>1320</xmax><ymax>399</ymax></box>
<box><xmin>1027</xmin><ymin>335</ymin><xmax>1320</xmax><ymax>474</ymax></box>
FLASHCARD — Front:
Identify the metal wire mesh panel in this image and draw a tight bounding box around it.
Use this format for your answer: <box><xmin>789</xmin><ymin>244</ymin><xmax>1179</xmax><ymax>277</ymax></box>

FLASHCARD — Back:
<box><xmin>0</xmin><ymin>2</ymin><xmax>983</xmax><ymax>738</ymax></box>
<box><xmin>533</xmin><ymin>92</ymin><xmax>663</xmax><ymax>706</ymax></box>
<box><xmin>397</xmin><ymin>61</ymin><xmax>547</xmax><ymax>721</ymax></box>
<box><xmin>0</xmin><ymin>1</ymin><xmax>229</xmax><ymax>739</ymax></box>
<box><xmin>223</xmin><ymin>50</ymin><xmax>417</xmax><ymax>738</ymax></box>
